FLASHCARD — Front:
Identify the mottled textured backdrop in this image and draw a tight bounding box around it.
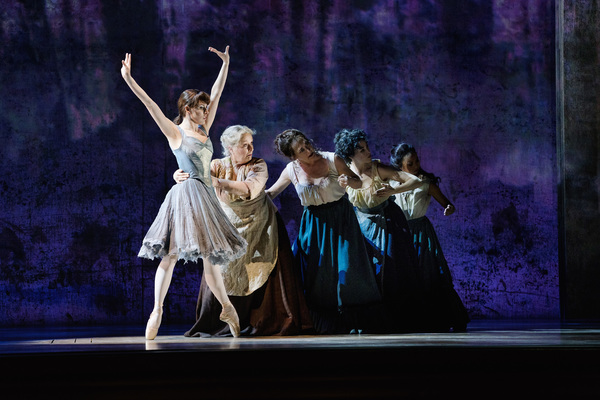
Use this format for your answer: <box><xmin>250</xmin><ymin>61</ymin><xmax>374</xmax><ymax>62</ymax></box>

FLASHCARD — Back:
<box><xmin>0</xmin><ymin>0</ymin><xmax>560</xmax><ymax>326</ymax></box>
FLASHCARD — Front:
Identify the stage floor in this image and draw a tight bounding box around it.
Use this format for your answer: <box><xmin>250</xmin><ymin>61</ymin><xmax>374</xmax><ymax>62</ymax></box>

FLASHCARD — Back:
<box><xmin>1</xmin><ymin>320</ymin><xmax>599</xmax><ymax>398</ymax></box>
<box><xmin>1</xmin><ymin>319</ymin><xmax>600</xmax><ymax>355</ymax></box>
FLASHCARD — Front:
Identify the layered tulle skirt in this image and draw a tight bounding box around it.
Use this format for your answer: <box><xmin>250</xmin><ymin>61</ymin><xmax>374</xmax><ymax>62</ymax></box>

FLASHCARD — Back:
<box><xmin>138</xmin><ymin>179</ymin><xmax>246</xmax><ymax>265</ymax></box>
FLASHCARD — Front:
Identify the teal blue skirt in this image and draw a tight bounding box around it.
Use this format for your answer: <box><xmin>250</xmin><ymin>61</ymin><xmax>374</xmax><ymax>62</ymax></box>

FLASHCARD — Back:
<box><xmin>293</xmin><ymin>197</ymin><xmax>386</xmax><ymax>333</ymax></box>
<box><xmin>407</xmin><ymin>216</ymin><xmax>470</xmax><ymax>331</ymax></box>
<box><xmin>355</xmin><ymin>200</ymin><xmax>424</xmax><ymax>328</ymax></box>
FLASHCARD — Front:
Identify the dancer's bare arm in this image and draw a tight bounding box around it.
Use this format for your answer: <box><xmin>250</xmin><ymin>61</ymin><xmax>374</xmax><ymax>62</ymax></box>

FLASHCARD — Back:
<box><xmin>204</xmin><ymin>46</ymin><xmax>230</xmax><ymax>133</ymax></box>
<box><xmin>335</xmin><ymin>155</ymin><xmax>362</xmax><ymax>189</ymax></box>
<box><xmin>375</xmin><ymin>164</ymin><xmax>422</xmax><ymax>197</ymax></box>
<box><xmin>429</xmin><ymin>183</ymin><xmax>456</xmax><ymax>215</ymax></box>
<box><xmin>120</xmin><ymin>53</ymin><xmax>179</xmax><ymax>146</ymax></box>
<box><xmin>265</xmin><ymin>169</ymin><xmax>292</xmax><ymax>199</ymax></box>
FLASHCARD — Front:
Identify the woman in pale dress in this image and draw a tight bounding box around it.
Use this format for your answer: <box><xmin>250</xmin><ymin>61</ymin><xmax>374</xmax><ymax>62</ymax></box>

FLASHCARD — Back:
<box><xmin>120</xmin><ymin>47</ymin><xmax>246</xmax><ymax>339</ymax></box>
<box><xmin>334</xmin><ymin>128</ymin><xmax>427</xmax><ymax>332</ymax></box>
<box><xmin>266</xmin><ymin>129</ymin><xmax>386</xmax><ymax>334</ymax></box>
<box><xmin>390</xmin><ymin>143</ymin><xmax>469</xmax><ymax>331</ymax></box>
<box><xmin>173</xmin><ymin>125</ymin><xmax>313</xmax><ymax>336</ymax></box>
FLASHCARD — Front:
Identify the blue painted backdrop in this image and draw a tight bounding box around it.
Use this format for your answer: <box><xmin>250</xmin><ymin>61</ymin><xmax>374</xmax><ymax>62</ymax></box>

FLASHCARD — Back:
<box><xmin>0</xmin><ymin>0</ymin><xmax>558</xmax><ymax>326</ymax></box>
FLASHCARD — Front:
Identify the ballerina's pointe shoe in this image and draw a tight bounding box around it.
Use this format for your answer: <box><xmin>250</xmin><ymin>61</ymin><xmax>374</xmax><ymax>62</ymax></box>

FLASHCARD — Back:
<box><xmin>145</xmin><ymin>308</ymin><xmax>163</xmax><ymax>340</ymax></box>
<box><xmin>219</xmin><ymin>302</ymin><xmax>241</xmax><ymax>338</ymax></box>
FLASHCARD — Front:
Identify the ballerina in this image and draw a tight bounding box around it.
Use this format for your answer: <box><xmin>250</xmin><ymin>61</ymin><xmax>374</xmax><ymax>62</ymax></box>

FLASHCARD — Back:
<box><xmin>120</xmin><ymin>47</ymin><xmax>246</xmax><ymax>339</ymax></box>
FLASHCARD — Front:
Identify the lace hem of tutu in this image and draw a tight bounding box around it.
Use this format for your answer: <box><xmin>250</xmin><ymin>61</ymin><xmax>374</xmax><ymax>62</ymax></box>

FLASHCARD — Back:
<box><xmin>138</xmin><ymin>239</ymin><xmax>247</xmax><ymax>266</ymax></box>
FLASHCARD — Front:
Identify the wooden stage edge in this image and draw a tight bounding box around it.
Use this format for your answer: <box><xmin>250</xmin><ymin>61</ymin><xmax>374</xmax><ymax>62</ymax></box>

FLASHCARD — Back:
<box><xmin>1</xmin><ymin>319</ymin><xmax>600</xmax><ymax>398</ymax></box>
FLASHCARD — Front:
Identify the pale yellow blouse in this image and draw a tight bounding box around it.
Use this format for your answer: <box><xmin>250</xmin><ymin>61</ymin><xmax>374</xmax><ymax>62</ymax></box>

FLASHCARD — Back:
<box><xmin>346</xmin><ymin>160</ymin><xmax>390</xmax><ymax>210</ymax></box>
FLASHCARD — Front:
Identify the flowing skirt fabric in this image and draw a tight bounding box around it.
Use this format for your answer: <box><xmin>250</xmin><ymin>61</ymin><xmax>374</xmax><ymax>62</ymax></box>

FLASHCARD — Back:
<box><xmin>138</xmin><ymin>179</ymin><xmax>246</xmax><ymax>265</ymax></box>
<box><xmin>293</xmin><ymin>197</ymin><xmax>387</xmax><ymax>334</ymax></box>
<box><xmin>355</xmin><ymin>200</ymin><xmax>427</xmax><ymax>332</ymax></box>
<box><xmin>408</xmin><ymin>216</ymin><xmax>470</xmax><ymax>331</ymax></box>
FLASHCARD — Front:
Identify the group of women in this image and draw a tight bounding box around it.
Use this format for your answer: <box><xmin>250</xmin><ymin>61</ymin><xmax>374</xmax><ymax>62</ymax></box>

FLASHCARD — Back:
<box><xmin>120</xmin><ymin>46</ymin><xmax>469</xmax><ymax>339</ymax></box>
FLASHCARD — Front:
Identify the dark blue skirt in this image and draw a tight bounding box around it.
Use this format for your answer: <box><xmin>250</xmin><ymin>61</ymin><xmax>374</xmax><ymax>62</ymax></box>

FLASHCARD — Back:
<box><xmin>408</xmin><ymin>216</ymin><xmax>470</xmax><ymax>331</ymax></box>
<box><xmin>355</xmin><ymin>200</ymin><xmax>427</xmax><ymax>332</ymax></box>
<box><xmin>293</xmin><ymin>197</ymin><xmax>386</xmax><ymax>333</ymax></box>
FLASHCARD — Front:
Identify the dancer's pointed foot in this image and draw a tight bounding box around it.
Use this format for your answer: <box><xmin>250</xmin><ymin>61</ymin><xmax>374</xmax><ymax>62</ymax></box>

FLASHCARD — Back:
<box><xmin>145</xmin><ymin>308</ymin><xmax>163</xmax><ymax>340</ymax></box>
<box><xmin>219</xmin><ymin>302</ymin><xmax>240</xmax><ymax>338</ymax></box>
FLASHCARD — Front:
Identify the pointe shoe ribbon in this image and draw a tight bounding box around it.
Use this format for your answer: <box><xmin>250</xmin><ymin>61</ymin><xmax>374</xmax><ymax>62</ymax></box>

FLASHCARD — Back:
<box><xmin>220</xmin><ymin>303</ymin><xmax>241</xmax><ymax>338</ymax></box>
<box><xmin>145</xmin><ymin>309</ymin><xmax>163</xmax><ymax>340</ymax></box>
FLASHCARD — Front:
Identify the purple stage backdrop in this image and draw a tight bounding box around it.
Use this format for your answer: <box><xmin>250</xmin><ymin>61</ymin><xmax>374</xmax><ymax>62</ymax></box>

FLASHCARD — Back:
<box><xmin>0</xmin><ymin>0</ymin><xmax>558</xmax><ymax>326</ymax></box>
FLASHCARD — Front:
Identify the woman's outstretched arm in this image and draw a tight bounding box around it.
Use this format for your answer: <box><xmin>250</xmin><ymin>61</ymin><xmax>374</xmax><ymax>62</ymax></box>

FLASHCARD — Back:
<box><xmin>204</xmin><ymin>46</ymin><xmax>230</xmax><ymax>133</ymax></box>
<box><xmin>265</xmin><ymin>168</ymin><xmax>292</xmax><ymax>199</ymax></box>
<box><xmin>120</xmin><ymin>53</ymin><xmax>179</xmax><ymax>145</ymax></box>
<box><xmin>429</xmin><ymin>182</ymin><xmax>456</xmax><ymax>215</ymax></box>
<box><xmin>375</xmin><ymin>163</ymin><xmax>422</xmax><ymax>197</ymax></box>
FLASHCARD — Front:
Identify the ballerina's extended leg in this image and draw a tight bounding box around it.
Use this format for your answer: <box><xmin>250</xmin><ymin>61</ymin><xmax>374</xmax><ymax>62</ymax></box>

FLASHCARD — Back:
<box><xmin>145</xmin><ymin>255</ymin><xmax>176</xmax><ymax>340</ymax></box>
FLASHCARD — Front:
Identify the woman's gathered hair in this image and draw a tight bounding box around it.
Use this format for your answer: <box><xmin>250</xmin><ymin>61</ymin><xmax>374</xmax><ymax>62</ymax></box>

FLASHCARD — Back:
<box><xmin>390</xmin><ymin>142</ymin><xmax>440</xmax><ymax>184</ymax></box>
<box><xmin>273</xmin><ymin>129</ymin><xmax>319</xmax><ymax>159</ymax></box>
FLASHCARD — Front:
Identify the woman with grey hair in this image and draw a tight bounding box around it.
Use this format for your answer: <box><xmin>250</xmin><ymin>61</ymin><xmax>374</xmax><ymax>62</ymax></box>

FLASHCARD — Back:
<box><xmin>174</xmin><ymin>125</ymin><xmax>312</xmax><ymax>336</ymax></box>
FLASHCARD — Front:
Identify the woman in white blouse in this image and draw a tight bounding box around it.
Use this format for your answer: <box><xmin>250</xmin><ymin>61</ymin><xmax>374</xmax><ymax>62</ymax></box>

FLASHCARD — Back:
<box><xmin>266</xmin><ymin>129</ymin><xmax>387</xmax><ymax>334</ymax></box>
<box><xmin>390</xmin><ymin>142</ymin><xmax>469</xmax><ymax>332</ymax></box>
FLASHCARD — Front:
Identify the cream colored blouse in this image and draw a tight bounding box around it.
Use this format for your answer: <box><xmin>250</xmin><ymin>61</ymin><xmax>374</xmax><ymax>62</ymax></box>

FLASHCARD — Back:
<box><xmin>284</xmin><ymin>151</ymin><xmax>346</xmax><ymax>206</ymax></box>
<box><xmin>391</xmin><ymin>178</ymin><xmax>432</xmax><ymax>220</ymax></box>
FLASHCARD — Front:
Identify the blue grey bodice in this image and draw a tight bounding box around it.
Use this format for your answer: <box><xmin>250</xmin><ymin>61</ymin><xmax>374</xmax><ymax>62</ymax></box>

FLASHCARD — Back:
<box><xmin>173</xmin><ymin>126</ymin><xmax>213</xmax><ymax>186</ymax></box>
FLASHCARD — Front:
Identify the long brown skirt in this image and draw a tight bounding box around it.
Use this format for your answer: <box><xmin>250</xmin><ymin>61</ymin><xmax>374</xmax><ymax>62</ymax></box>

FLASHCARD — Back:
<box><xmin>184</xmin><ymin>212</ymin><xmax>313</xmax><ymax>337</ymax></box>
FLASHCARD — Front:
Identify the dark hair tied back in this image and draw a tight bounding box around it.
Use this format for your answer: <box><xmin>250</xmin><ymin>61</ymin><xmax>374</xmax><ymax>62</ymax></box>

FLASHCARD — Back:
<box><xmin>390</xmin><ymin>142</ymin><xmax>440</xmax><ymax>184</ymax></box>
<box><xmin>390</xmin><ymin>143</ymin><xmax>416</xmax><ymax>169</ymax></box>
<box><xmin>274</xmin><ymin>129</ymin><xmax>316</xmax><ymax>159</ymax></box>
